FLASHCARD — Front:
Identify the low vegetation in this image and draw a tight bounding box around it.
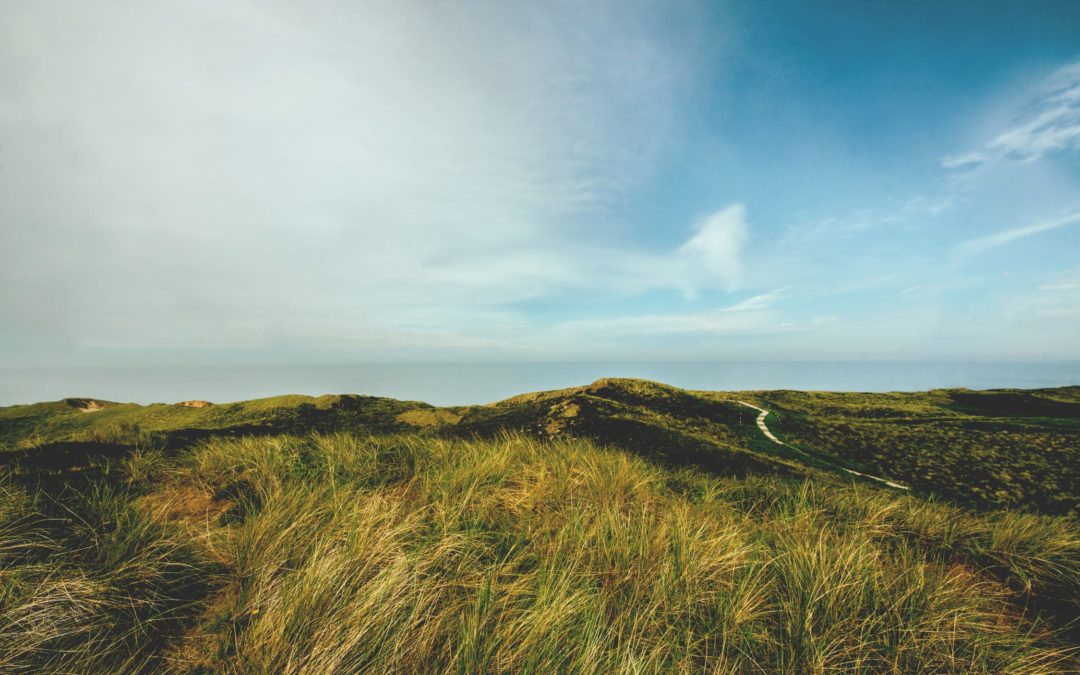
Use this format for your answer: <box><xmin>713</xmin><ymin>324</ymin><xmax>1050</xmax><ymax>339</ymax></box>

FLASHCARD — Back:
<box><xmin>8</xmin><ymin>378</ymin><xmax>1076</xmax><ymax>514</ymax></box>
<box><xmin>754</xmin><ymin>387</ymin><xmax>1080</xmax><ymax>514</ymax></box>
<box><xmin>1</xmin><ymin>379</ymin><xmax>1078</xmax><ymax>671</ymax></box>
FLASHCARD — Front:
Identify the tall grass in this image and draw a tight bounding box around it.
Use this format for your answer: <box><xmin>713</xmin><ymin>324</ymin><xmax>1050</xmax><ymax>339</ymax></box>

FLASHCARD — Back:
<box><xmin>179</xmin><ymin>432</ymin><xmax>1077</xmax><ymax>673</ymax></box>
<box><xmin>0</xmin><ymin>477</ymin><xmax>218</xmax><ymax>672</ymax></box>
<box><xmin>2</xmin><ymin>431</ymin><xmax>1077</xmax><ymax>672</ymax></box>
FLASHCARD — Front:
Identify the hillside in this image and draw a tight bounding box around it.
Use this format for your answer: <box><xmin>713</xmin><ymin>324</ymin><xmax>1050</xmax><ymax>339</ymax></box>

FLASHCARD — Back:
<box><xmin>1</xmin><ymin>379</ymin><xmax>1079</xmax><ymax>671</ymax></box>
<box><xmin>5</xmin><ymin>378</ymin><xmax>1077</xmax><ymax>514</ymax></box>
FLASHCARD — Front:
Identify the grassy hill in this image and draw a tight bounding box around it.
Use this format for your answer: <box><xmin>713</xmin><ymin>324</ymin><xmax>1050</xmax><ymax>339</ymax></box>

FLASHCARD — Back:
<box><xmin>10</xmin><ymin>377</ymin><xmax>1074</xmax><ymax>513</ymax></box>
<box><xmin>754</xmin><ymin>386</ymin><xmax>1080</xmax><ymax>514</ymax></box>
<box><xmin>0</xmin><ymin>393</ymin><xmax>429</xmax><ymax>449</ymax></box>
<box><xmin>1</xmin><ymin>379</ymin><xmax>1078</xmax><ymax>671</ymax></box>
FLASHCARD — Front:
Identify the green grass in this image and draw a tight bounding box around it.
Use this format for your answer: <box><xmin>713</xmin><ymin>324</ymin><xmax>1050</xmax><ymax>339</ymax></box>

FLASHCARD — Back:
<box><xmin>6</xmin><ymin>378</ymin><xmax>1078</xmax><ymax>514</ymax></box>
<box><xmin>1</xmin><ymin>431</ymin><xmax>1078</xmax><ymax>672</ymax></box>
<box><xmin>0</xmin><ymin>393</ymin><xmax>429</xmax><ymax>452</ymax></box>
<box><xmin>752</xmin><ymin>388</ymin><xmax>1080</xmax><ymax>514</ymax></box>
<box><xmin>0</xmin><ymin>477</ymin><xmax>218</xmax><ymax>672</ymax></box>
<box><xmin>2</xmin><ymin>378</ymin><xmax>1078</xmax><ymax>670</ymax></box>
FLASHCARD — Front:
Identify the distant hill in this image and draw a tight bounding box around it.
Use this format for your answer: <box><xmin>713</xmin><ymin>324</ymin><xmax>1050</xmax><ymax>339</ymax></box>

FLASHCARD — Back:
<box><xmin>3</xmin><ymin>378</ymin><xmax>1078</xmax><ymax>514</ymax></box>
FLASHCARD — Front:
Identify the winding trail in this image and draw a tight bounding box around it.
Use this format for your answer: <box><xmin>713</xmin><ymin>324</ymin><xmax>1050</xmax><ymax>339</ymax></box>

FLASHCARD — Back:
<box><xmin>737</xmin><ymin>401</ymin><xmax>909</xmax><ymax>491</ymax></box>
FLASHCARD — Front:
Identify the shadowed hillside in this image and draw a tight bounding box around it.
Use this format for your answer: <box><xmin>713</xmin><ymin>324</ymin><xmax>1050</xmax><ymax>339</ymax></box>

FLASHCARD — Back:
<box><xmin>448</xmin><ymin>379</ymin><xmax>806</xmax><ymax>478</ymax></box>
<box><xmin>753</xmin><ymin>386</ymin><xmax>1080</xmax><ymax>514</ymax></box>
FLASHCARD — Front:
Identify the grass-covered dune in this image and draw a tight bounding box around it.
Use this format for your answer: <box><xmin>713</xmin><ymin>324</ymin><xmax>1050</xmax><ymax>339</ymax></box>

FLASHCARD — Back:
<box><xmin>2</xmin><ymin>433</ymin><xmax>1079</xmax><ymax>672</ymax></box>
<box><xmin>755</xmin><ymin>386</ymin><xmax>1080</xmax><ymax>514</ymax></box>
<box><xmin>4</xmin><ymin>378</ymin><xmax>1079</xmax><ymax>514</ymax></box>
<box><xmin>1</xmin><ymin>379</ymin><xmax>1079</xmax><ymax>672</ymax></box>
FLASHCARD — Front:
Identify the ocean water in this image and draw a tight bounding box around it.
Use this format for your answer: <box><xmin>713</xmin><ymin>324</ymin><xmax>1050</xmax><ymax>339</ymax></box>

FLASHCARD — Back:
<box><xmin>2</xmin><ymin>362</ymin><xmax>1079</xmax><ymax>408</ymax></box>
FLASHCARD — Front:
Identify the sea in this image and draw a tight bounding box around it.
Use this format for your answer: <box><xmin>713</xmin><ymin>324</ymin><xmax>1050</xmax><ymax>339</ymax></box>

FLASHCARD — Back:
<box><xmin>2</xmin><ymin>362</ymin><xmax>1079</xmax><ymax>408</ymax></box>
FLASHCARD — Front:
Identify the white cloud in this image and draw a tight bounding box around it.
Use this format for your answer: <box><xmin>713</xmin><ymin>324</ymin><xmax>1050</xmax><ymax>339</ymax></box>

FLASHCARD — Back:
<box><xmin>940</xmin><ymin>152</ymin><xmax>985</xmax><ymax>170</ymax></box>
<box><xmin>989</xmin><ymin>62</ymin><xmax>1080</xmax><ymax>162</ymax></box>
<box><xmin>943</xmin><ymin>59</ymin><xmax>1080</xmax><ymax>168</ymax></box>
<box><xmin>555</xmin><ymin>310</ymin><xmax>769</xmax><ymax>337</ymax></box>
<box><xmin>400</xmin><ymin>202</ymin><xmax>753</xmax><ymax>311</ymax></box>
<box><xmin>0</xmin><ymin>0</ymin><xmax>721</xmax><ymax>357</ymax></box>
<box><xmin>721</xmin><ymin>286</ymin><xmax>788</xmax><ymax>312</ymax></box>
<box><xmin>675</xmin><ymin>204</ymin><xmax>749</xmax><ymax>292</ymax></box>
<box><xmin>997</xmin><ymin>270</ymin><xmax>1080</xmax><ymax>328</ymax></box>
<box><xmin>781</xmin><ymin>195</ymin><xmax>953</xmax><ymax>247</ymax></box>
<box><xmin>957</xmin><ymin>210</ymin><xmax>1080</xmax><ymax>257</ymax></box>
<box><xmin>1039</xmin><ymin>277</ymin><xmax>1080</xmax><ymax>291</ymax></box>
<box><xmin>542</xmin><ymin>285</ymin><xmax>789</xmax><ymax>344</ymax></box>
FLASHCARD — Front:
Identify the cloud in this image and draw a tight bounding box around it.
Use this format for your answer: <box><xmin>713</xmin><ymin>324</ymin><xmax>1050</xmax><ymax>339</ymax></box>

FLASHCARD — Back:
<box><xmin>721</xmin><ymin>286</ymin><xmax>789</xmax><ymax>312</ymax></box>
<box><xmin>555</xmin><ymin>310</ymin><xmax>768</xmax><ymax>337</ymax></box>
<box><xmin>781</xmin><ymin>195</ymin><xmax>954</xmax><ymax>247</ymax></box>
<box><xmin>989</xmin><ymin>61</ymin><xmax>1080</xmax><ymax>162</ymax></box>
<box><xmin>957</xmin><ymin>210</ymin><xmax>1080</xmax><ymax>257</ymax></box>
<box><xmin>998</xmin><ymin>269</ymin><xmax>1080</xmax><ymax>325</ymax></box>
<box><xmin>675</xmin><ymin>204</ymin><xmax>749</xmax><ymax>292</ymax></box>
<box><xmin>407</xmin><ymin>202</ymin><xmax>752</xmax><ymax>308</ymax></box>
<box><xmin>943</xmin><ymin>59</ymin><xmax>1080</xmax><ymax>169</ymax></box>
<box><xmin>548</xmin><ymin>286</ymin><xmax>789</xmax><ymax>339</ymax></box>
<box><xmin>582</xmin><ymin>203</ymin><xmax>752</xmax><ymax>299</ymax></box>
<box><xmin>940</xmin><ymin>152</ymin><xmax>985</xmax><ymax>171</ymax></box>
<box><xmin>1039</xmin><ymin>277</ymin><xmax>1080</xmax><ymax>292</ymax></box>
<box><xmin>0</xmin><ymin>0</ymin><xmax>718</xmax><ymax>357</ymax></box>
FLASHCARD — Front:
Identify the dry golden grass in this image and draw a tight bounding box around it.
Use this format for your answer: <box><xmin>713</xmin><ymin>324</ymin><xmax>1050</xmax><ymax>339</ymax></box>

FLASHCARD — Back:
<box><xmin>2</xmin><ymin>432</ymin><xmax>1078</xmax><ymax>672</ymax></box>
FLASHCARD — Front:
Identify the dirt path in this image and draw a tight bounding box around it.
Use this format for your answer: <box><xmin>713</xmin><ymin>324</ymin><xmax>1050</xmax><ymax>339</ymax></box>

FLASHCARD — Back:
<box><xmin>737</xmin><ymin>401</ymin><xmax>909</xmax><ymax>491</ymax></box>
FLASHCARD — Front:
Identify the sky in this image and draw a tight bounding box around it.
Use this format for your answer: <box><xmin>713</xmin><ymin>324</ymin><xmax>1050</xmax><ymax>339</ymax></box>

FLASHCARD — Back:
<box><xmin>2</xmin><ymin>0</ymin><xmax>1079</xmax><ymax>366</ymax></box>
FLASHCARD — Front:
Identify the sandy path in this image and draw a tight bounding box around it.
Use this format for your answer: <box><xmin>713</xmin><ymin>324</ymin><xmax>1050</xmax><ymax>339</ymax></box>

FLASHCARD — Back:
<box><xmin>737</xmin><ymin>400</ymin><xmax>909</xmax><ymax>491</ymax></box>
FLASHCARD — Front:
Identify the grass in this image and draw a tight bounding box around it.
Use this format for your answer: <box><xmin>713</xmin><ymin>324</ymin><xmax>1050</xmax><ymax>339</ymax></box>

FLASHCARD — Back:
<box><xmin>0</xmin><ymin>393</ymin><xmax>429</xmax><ymax>451</ymax></box>
<box><xmin>2</xmin><ymin>431</ymin><xmax>1077</xmax><ymax>672</ymax></box>
<box><xmin>0</xmin><ymin>477</ymin><xmax>218</xmax><ymax>672</ymax></box>
<box><xmin>752</xmin><ymin>387</ymin><xmax>1080</xmax><ymax>513</ymax></box>
<box><xmin>6</xmin><ymin>378</ymin><xmax>1078</xmax><ymax>514</ymax></box>
<box><xmin>2</xmin><ymin>378</ymin><xmax>1078</xmax><ymax>671</ymax></box>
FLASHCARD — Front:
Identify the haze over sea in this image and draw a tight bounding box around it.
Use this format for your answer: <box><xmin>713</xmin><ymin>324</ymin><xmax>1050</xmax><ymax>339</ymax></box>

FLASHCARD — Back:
<box><xmin>2</xmin><ymin>362</ymin><xmax>1078</xmax><ymax>408</ymax></box>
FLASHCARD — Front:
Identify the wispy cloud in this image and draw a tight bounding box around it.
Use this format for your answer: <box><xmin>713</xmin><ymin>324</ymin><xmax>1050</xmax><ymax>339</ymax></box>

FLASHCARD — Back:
<box><xmin>544</xmin><ymin>285</ymin><xmax>791</xmax><ymax>342</ymax></box>
<box><xmin>989</xmin><ymin>62</ymin><xmax>1080</xmax><ymax>162</ymax></box>
<box><xmin>957</xmin><ymin>210</ymin><xmax>1080</xmax><ymax>257</ymax></box>
<box><xmin>998</xmin><ymin>269</ymin><xmax>1080</xmax><ymax>324</ymax></box>
<box><xmin>782</xmin><ymin>196</ymin><xmax>953</xmax><ymax>246</ymax></box>
<box><xmin>420</xmin><ymin>202</ymin><xmax>751</xmax><ymax>302</ymax></box>
<box><xmin>0</xmin><ymin>0</ymin><xmax>717</xmax><ymax>354</ymax></box>
<box><xmin>553</xmin><ymin>310</ymin><xmax>770</xmax><ymax>338</ymax></box>
<box><xmin>943</xmin><ymin>59</ymin><xmax>1080</xmax><ymax>170</ymax></box>
<box><xmin>721</xmin><ymin>286</ymin><xmax>789</xmax><ymax>312</ymax></box>
<box><xmin>1036</xmin><ymin>265</ymin><xmax>1080</xmax><ymax>291</ymax></box>
<box><xmin>939</xmin><ymin>152</ymin><xmax>985</xmax><ymax>171</ymax></box>
<box><xmin>1039</xmin><ymin>276</ymin><xmax>1080</xmax><ymax>292</ymax></box>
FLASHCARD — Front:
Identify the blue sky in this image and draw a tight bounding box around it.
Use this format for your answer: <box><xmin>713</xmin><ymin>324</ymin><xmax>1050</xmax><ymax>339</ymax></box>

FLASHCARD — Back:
<box><xmin>1</xmin><ymin>0</ymin><xmax>1079</xmax><ymax>365</ymax></box>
